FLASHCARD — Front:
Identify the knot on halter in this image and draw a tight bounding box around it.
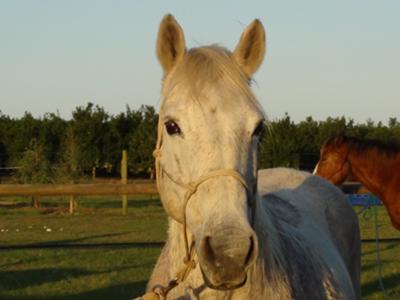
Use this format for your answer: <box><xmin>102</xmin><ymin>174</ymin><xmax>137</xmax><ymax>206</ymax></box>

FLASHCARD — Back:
<box><xmin>182</xmin><ymin>241</ymin><xmax>196</xmax><ymax>265</ymax></box>
<box><xmin>185</xmin><ymin>182</ymin><xmax>198</xmax><ymax>199</ymax></box>
<box><xmin>183</xmin><ymin>258</ymin><xmax>196</xmax><ymax>269</ymax></box>
<box><xmin>153</xmin><ymin>149</ymin><xmax>161</xmax><ymax>159</ymax></box>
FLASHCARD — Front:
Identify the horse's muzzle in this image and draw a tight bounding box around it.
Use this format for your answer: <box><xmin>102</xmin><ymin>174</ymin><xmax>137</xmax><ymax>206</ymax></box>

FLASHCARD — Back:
<box><xmin>197</xmin><ymin>225</ymin><xmax>258</xmax><ymax>290</ymax></box>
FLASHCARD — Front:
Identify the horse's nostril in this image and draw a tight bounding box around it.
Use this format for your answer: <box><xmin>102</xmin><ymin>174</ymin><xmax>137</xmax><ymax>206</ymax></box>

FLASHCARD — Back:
<box><xmin>201</xmin><ymin>236</ymin><xmax>217</xmax><ymax>264</ymax></box>
<box><xmin>245</xmin><ymin>236</ymin><xmax>255</xmax><ymax>266</ymax></box>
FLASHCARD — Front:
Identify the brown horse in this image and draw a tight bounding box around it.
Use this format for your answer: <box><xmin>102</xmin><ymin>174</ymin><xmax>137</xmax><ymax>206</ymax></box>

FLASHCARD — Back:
<box><xmin>314</xmin><ymin>135</ymin><xmax>400</xmax><ymax>230</ymax></box>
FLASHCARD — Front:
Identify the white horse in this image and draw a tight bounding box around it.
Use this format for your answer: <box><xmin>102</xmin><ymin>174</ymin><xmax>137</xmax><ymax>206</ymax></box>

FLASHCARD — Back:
<box><xmin>138</xmin><ymin>15</ymin><xmax>361</xmax><ymax>300</ymax></box>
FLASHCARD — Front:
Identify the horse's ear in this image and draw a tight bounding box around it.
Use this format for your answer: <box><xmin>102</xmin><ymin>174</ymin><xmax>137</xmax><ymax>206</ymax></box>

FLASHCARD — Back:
<box><xmin>156</xmin><ymin>14</ymin><xmax>186</xmax><ymax>74</ymax></box>
<box><xmin>233</xmin><ymin>19</ymin><xmax>266</xmax><ymax>78</ymax></box>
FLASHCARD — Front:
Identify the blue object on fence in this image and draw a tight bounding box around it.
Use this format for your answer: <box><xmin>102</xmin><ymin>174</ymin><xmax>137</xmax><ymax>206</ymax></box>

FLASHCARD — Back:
<box><xmin>348</xmin><ymin>194</ymin><xmax>382</xmax><ymax>207</ymax></box>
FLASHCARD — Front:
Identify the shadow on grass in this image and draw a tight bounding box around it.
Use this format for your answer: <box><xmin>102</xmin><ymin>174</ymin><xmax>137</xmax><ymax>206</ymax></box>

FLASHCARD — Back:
<box><xmin>361</xmin><ymin>241</ymin><xmax>400</xmax><ymax>256</ymax></box>
<box><xmin>361</xmin><ymin>262</ymin><xmax>377</xmax><ymax>273</ymax></box>
<box><xmin>57</xmin><ymin>281</ymin><xmax>148</xmax><ymax>300</ymax></box>
<box><xmin>0</xmin><ymin>202</ymin><xmax>30</xmax><ymax>209</ymax></box>
<box><xmin>129</xmin><ymin>199</ymin><xmax>161</xmax><ymax>209</ymax></box>
<box><xmin>33</xmin><ymin>232</ymin><xmax>132</xmax><ymax>245</ymax></box>
<box><xmin>361</xmin><ymin>273</ymin><xmax>400</xmax><ymax>298</ymax></box>
<box><xmin>0</xmin><ymin>268</ymin><xmax>92</xmax><ymax>291</ymax></box>
<box><xmin>0</xmin><ymin>256</ymin><xmax>43</xmax><ymax>268</ymax></box>
<box><xmin>0</xmin><ymin>197</ymin><xmax>162</xmax><ymax>210</ymax></box>
<box><xmin>0</xmin><ymin>279</ymin><xmax>148</xmax><ymax>300</ymax></box>
<box><xmin>72</xmin><ymin>198</ymin><xmax>161</xmax><ymax>209</ymax></box>
<box><xmin>0</xmin><ymin>259</ymin><xmax>154</xmax><ymax>298</ymax></box>
<box><xmin>0</xmin><ymin>231</ymin><xmax>165</xmax><ymax>250</ymax></box>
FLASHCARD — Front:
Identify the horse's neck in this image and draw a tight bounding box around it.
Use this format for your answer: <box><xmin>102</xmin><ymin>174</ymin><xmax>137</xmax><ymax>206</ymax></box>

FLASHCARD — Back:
<box><xmin>348</xmin><ymin>148</ymin><xmax>393</xmax><ymax>199</ymax></box>
<box><xmin>251</xmin><ymin>197</ymin><xmax>354</xmax><ymax>299</ymax></box>
<box><xmin>246</xmin><ymin>197</ymin><xmax>293</xmax><ymax>298</ymax></box>
<box><xmin>349</xmin><ymin>148</ymin><xmax>400</xmax><ymax>229</ymax></box>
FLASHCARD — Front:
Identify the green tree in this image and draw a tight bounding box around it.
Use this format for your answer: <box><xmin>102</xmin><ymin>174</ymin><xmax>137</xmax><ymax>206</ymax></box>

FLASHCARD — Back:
<box><xmin>259</xmin><ymin>113</ymin><xmax>299</xmax><ymax>168</ymax></box>
<box><xmin>39</xmin><ymin>113</ymin><xmax>67</xmax><ymax>163</ymax></box>
<box><xmin>54</xmin><ymin>126</ymin><xmax>82</xmax><ymax>183</ymax></box>
<box><xmin>295</xmin><ymin>116</ymin><xmax>319</xmax><ymax>170</ymax></box>
<box><xmin>13</xmin><ymin>139</ymin><xmax>53</xmax><ymax>184</ymax></box>
<box><xmin>106</xmin><ymin>106</ymin><xmax>142</xmax><ymax>173</ymax></box>
<box><xmin>70</xmin><ymin>103</ymin><xmax>110</xmax><ymax>174</ymax></box>
<box><xmin>0</xmin><ymin>111</ymin><xmax>10</xmax><ymax>167</ymax></box>
<box><xmin>128</xmin><ymin>105</ymin><xmax>158</xmax><ymax>176</ymax></box>
<box><xmin>388</xmin><ymin>117</ymin><xmax>400</xmax><ymax>129</ymax></box>
<box><xmin>5</xmin><ymin>112</ymin><xmax>42</xmax><ymax>164</ymax></box>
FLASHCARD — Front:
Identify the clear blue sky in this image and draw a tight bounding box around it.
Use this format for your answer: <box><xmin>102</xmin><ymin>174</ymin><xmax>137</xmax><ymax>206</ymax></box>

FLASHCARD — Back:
<box><xmin>1</xmin><ymin>1</ymin><xmax>399</xmax><ymax>123</ymax></box>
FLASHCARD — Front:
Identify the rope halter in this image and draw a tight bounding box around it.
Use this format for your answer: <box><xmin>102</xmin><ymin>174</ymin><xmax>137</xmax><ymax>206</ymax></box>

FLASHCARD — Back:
<box><xmin>153</xmin><ymin>148</ymin><xmax>249</xmax><ymax>263</ymax></box>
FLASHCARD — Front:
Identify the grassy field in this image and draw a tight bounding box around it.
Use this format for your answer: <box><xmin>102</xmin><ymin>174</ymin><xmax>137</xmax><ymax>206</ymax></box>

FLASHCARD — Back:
<box><xmin>0</xmin><ymin>196</ymin><xmax>399</xmax><ymax>299</ymax></box>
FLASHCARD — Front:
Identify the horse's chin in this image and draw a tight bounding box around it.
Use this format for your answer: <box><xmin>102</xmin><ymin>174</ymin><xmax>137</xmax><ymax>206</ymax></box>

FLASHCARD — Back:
<box><xmin>201</xmin><ymin>268</ymin><xmax>247</xmax><ymax>291</ymax></box>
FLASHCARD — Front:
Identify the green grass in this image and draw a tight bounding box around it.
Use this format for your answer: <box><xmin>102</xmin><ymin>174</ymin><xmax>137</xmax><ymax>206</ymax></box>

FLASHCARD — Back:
<box><xmin>0</xmin><ymin>196</ymin><xmax>166</xmax><ymax>246</ymax></box>
<box><xmin>0</xmin><ymin>196</ymin><xmax>399</xmax><ymax>299</ymax></box>
<box><xmin>0</xmin><ymin>248</ymin><xmax>159</xmax><ymax>300</ymax></box>
<box><xmin>0</xmin><ymin>196</ymin><xmax>166</xmax><ymax>299</ymax></box>
<box><xmin>356</xmin><ymin>206</ymin><xmax>400</xmax><ymax>299</ymax></box>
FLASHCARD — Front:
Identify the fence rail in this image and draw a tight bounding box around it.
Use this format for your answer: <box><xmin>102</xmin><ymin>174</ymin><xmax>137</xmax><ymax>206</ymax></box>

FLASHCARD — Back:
<box><xmin>0</xmin><ymin>180</ymin><xmax>371</xmax><ymax>199</ymax></box>
<box><xmin>0</xmin><ymin>182</ymin><xmax>158</xmax><ymax>197</ymax></box>
<box><xmin>0</xmin><ymin>182</ymin><xmax>158</xmax><ymax>214</ymax></box>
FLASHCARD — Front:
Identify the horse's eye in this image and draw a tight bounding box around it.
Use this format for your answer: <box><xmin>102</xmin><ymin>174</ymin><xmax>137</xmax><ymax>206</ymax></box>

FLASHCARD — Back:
<box><xmin>252</xmin><ymin>121</ymin><xmax>265</xmax><ymax>138</ymax></box>
<box><xmin>165</xmin><ymin>120</ymin><xmax>181</xmax><ymax>135</ymax></box>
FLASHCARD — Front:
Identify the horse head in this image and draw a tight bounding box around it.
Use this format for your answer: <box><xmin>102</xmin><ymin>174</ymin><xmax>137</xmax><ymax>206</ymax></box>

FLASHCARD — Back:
<box><xmin>314</xmin><ymin>136</ymin><xmax>351</xmax><ymax>185</ymax></box>
<box><xmin>154</xmin><ymin>14</ymin><xmax>266</xmax><ymax>290</ymax></box>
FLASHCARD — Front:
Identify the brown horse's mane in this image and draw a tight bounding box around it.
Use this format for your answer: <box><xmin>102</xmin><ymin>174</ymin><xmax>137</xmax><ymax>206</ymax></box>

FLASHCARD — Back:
<box><xmin>327</xmin><ymin>134</ymin><xmax>400</xmax><ymax>157</ymax></box>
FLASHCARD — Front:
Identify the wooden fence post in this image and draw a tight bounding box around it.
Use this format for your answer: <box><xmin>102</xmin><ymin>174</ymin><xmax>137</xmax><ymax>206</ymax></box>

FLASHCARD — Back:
<box><xmin>32</xmin><ymin>195</ymin><xmax>40</xmax><ymax>208</ymax></box>
<box><xmin>121</xmin><ymin>150</ymin><xmax>128</xmax><ymax>215</ymax></box>
<box><xmin>68</xmin><ymin>179</ymin><xmax>78</xmax><ymax>214</ymax></box>
<box><xmin>69</xmin><ymin>195</ymin><xmax>78</xmax><ymax>214</ymax></box>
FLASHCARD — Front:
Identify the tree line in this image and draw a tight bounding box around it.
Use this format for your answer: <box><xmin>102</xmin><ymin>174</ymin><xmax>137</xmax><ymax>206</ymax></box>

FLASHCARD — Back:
<box><xmin>259</xmin><ymin>114</ymin><xmax>400</xmax><ymax>171</ymax></box>
<box><xmin>0</xmin><ymin>103</ymin><xmax>157</xmax><ymax>183</ymax></box>
<box><xmin>0</xmin><ymin>104</ymin><xmax>399</xmax><ymax>183</ymax></box>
